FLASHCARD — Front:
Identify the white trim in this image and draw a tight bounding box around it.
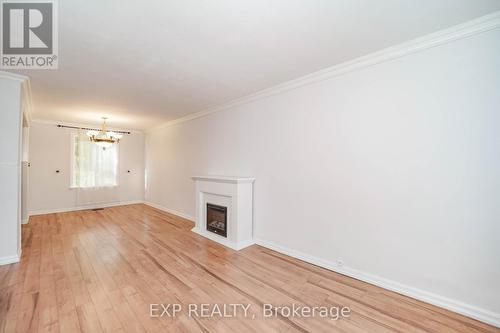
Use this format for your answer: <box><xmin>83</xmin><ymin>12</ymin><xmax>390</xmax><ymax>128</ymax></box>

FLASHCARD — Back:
<box><xmin>21</xmin><ymin>80</ymin><xmax>33</xmax><ymax>125</ymax></box>
<box><xmin>0</xmin><ymin>253</ymin><xmax>20</xmax><ymax>266</ymax></box>
<box><xmin>148</xmin><ymin>10</ymin><xmax>500</xmax><ymax>132</ymax></box>
<box><xmin>21</xmin><ymin>218</ymin><xmax>29</xmax><ymax>225</ymax></box>
<box><xmin>0</xmin><ymin>71</ymin><xmax>32</xmax><ymax>123</ymax></box>
<box><xmin>192</xmin><ymin>175</ymin><xmax>255</xmax><ymax>184</ymax></box>
<box><xmin>254</xmin><ymin>238</ymin><xmax>500</xmax><ymax>328</ymax></box>
<box><xmin>33</xmin><ymin>200</ymin><xmax>496</xmax><ymax>326</ymax></box>
<box><xmin>28</xmin><ymin>200</ymin><xmax>144</xmax><ymax>216</ymax></box>
<box><xmin>143</xmin><ymin>201</ymin><xmax>195</xmax><ymax>221</ymax></box>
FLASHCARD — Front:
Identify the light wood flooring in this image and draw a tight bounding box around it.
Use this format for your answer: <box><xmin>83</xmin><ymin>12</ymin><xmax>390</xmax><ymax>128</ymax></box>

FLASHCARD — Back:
<box><xmin>0</xmin><ymin>204</ymin><xmax>498</xmax><ymax>333</ymax></box>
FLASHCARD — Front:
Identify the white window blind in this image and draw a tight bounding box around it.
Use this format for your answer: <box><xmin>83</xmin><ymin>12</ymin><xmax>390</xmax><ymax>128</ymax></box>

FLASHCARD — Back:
<box><xmin>71</xmin><ymin>134</ymin><xmax>118</xmax><ymax>188</ymax></box>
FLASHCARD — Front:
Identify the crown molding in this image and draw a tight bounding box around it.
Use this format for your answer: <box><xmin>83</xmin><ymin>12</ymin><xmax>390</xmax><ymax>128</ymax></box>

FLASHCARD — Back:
<box><xmin>148</xmin><ymin>10</ymin><xmax>500</xmax><ymax>133</ymax></box>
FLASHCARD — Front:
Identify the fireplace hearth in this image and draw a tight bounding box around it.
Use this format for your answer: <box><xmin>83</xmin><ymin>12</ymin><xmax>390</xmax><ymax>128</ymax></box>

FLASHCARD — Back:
<box><xmin>206</xmin><ymin>203</ymin><xmax>227</xmax><ymax>237</ymax></box>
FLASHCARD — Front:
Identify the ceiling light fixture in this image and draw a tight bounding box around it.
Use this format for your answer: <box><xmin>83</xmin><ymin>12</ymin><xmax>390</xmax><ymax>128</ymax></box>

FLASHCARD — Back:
<box><xmin>87</xmin><ymin>117</ymin><xmax>122</xmax><ymax>148</ymax></box>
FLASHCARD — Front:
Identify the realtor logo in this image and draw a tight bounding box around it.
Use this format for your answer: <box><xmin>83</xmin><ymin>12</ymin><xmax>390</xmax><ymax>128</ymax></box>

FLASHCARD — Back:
<box><xmin>1</xmin><ymin>0</ymin><xmax>58</xmax><ymax>69</ymax></box>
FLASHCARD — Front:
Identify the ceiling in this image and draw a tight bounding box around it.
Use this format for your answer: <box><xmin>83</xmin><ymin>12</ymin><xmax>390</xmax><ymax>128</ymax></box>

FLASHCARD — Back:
<box><xmin>11</xmin><ymin>0</ymin><xmax>500</xmax><ymax>130</ymax></box>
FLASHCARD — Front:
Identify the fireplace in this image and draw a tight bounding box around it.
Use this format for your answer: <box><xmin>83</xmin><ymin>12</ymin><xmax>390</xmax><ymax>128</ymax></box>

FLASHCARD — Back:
<box><xmin>193</xmin><ymin>176</ymin><xmax>254</xmax><ymax>250</ymax></box>
<box><xmin>206</xmin><ymin>203</ymin><xmax>227</xmax><ymax>237</ymax></box>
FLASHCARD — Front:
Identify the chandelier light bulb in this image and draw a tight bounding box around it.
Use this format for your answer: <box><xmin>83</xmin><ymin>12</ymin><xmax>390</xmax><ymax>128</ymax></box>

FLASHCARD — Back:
<box><xmin>88</xmin><ymin>118</ymin><xmax>121</xmax><ymax>147</ymax></box>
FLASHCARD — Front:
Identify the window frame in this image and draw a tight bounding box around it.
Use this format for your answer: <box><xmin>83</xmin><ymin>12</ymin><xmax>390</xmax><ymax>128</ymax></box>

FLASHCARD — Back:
<box><xmin>69</xmin><ymin>133</ymin><xmax>119</xmax><ymax>189</ymax></box>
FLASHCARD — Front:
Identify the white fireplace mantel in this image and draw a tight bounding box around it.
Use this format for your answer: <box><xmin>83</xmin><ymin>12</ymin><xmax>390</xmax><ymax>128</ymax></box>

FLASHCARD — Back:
<box><xmin>192</xmin><ymin>175</ymin><xmax>255</xmax><ymax>250</ymax></box>
<box><xmin>192</xmin><ymin>175</ymin><xmax>255</xmax><ymax>184</ymax></box>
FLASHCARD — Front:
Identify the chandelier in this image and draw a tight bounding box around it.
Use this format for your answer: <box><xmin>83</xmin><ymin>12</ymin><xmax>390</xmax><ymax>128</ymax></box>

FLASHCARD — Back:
<box><xmin>86</xmin><ymin>117</ymin><xmax>122</xmax><ymax>148</ymax></box>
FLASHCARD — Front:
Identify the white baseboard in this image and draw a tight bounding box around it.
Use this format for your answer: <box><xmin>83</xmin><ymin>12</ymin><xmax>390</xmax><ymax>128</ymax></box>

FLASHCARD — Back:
<box><xmin>0</xmin><ymin>253</ymin><xmax>21</xmax><ymax>266</ymax></box>
<box><xmin>21</xmin><ymin>218</ymin><xmax>29</xmax><ymax>224</ymax></box>
<box><xmin>254</xmin><ymin>238</ymin><xmax>500</xmax><ymax>328</ymax></box>
<box><xmin>28</xmin><ymin>200</ymin><xmax>144</xmax><ymax>216</ymax></box>
<box><xmin>25</xmin><ymin>200</ymin><xmax>499</xmax><ymax>327</ymax></box>
<box><xmin>143</xmin><ymin>201</ymin><xmax>195</xmax><ymax>221</ymax></box>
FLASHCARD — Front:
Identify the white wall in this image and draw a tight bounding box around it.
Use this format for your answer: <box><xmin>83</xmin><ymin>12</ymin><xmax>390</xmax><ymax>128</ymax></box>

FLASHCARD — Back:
<box><xmin>28</xmin><ymin>122</ymin><xmax>145</xmax><ymax>214</ymax></box>
<box><xmin>0</xmin><ymin>76</ymin><xmax>23</xmax><ymax>264</ymax></box>
<box><xmin>145</xmin><ymin>28</ymin><xmax>500</xmax><ymax>324</ymax></box>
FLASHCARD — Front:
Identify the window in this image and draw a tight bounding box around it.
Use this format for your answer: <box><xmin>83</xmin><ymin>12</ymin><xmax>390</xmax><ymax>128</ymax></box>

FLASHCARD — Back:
<box><xmin>71</xmin><ymin>134</ymin><xmax>118</xmax><ymax>188</ymax></box>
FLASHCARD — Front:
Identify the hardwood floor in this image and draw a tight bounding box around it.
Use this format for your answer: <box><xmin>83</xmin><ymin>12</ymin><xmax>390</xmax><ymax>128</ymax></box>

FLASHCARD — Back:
<box><xmin>0</xmin><ymin>204</ymin><xmax>498</xmax><ymax>333</ymax></box>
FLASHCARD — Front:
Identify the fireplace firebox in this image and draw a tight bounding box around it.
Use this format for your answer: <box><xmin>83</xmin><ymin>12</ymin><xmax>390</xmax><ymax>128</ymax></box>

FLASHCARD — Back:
<box><xmin>206</xmin><ymin>203</ymin><xmax>227</xmax><ymax>237</ymax></box>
